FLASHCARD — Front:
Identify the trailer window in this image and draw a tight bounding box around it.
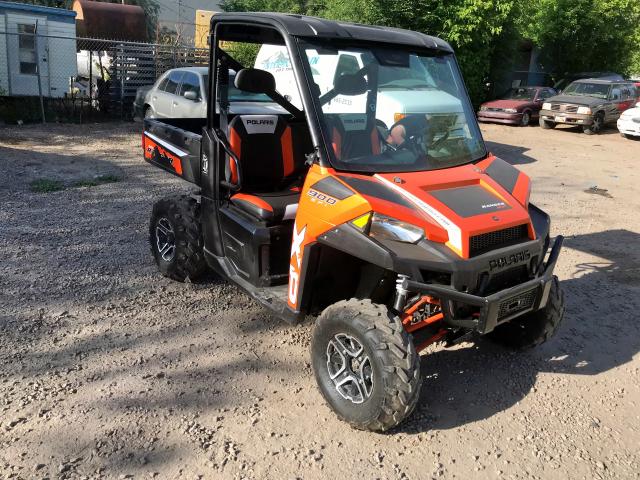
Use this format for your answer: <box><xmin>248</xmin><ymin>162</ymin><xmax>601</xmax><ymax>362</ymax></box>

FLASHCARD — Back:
<box><xmin>18</xmin><ymin>24</ymin><xmax>37</xmax><ymax>75</ymax></box>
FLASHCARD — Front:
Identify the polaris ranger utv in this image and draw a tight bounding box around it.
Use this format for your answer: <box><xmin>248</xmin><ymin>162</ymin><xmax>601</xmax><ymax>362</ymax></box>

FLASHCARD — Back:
<box><xmin>142</xmin><ymin>13</ymin><xmax>565</xmax><ymax>431</ymax></box>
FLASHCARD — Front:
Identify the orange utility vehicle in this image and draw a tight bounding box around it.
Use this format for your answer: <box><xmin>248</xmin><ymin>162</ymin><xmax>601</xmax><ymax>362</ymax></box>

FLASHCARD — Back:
<box><xmin>143</xmin><ymin>13</ymin><xmax>565</xmax><ymax>431</ymax></box>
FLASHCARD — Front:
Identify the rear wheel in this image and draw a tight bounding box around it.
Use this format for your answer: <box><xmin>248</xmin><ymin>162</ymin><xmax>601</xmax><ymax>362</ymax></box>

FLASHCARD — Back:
<box><xmin>487</xmin><ymin>276</ymin><xmax>565</xmax><ymax>350</ymax></box>
<box><xmin>311</xmin><ymin>299</ymin><xmax>421</xmax><ymax>432</ymax></box>
<box><xmin>149</xmin><ymin>195</ymin><xmax>207</xmax><ymax>282</ymax></box>
<box><xmin>583</xmin><ymin>112</ymin><xmax>604</xmax><ymax>135</ymax></box>
<box><xmin>539</xmin><ymin>117</ymin><xmax>556</xmax><ymax>129</ymax></box>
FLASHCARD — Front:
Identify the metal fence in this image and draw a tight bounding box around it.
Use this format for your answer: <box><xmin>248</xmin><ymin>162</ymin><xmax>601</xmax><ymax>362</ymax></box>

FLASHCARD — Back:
<box><xmin>0</xmin><ymin>31</ymin><xmax>209</xmax><ymax>123</ymax></box>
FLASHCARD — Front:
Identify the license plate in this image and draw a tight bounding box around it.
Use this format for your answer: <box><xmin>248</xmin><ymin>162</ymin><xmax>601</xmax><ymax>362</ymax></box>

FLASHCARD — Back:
<box><xmin>555</xmin><ymin>116</ymin><xmax>565</xmax><ymax>122</ymax></box>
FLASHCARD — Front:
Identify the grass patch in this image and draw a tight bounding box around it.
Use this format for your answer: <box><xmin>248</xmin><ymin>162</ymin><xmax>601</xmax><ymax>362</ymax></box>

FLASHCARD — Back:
<box><xmin>72</xmin><ymin>174</ymin><xmax>120</xmax><ymax>188</ymax></box>
<box><xmin>30</xmin><ymin>179</ymin><xmax>65</xmax><ymax>193</ymax></box>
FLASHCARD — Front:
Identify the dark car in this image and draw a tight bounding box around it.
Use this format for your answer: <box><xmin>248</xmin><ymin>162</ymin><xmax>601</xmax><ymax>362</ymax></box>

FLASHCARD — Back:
<box><xmin>539</xmin><ymin>78</ymin><xmax>639</xmax><ymax>134</ymax></box>
<box><xmin>477</xmin><ymin>86</ymin><xmax>557</xmax><ymax>126</ymax></box>
<box><xmin>553</xmin><ymin>72</ymin><xmax>624</xmax><ymax>93</ymax></box>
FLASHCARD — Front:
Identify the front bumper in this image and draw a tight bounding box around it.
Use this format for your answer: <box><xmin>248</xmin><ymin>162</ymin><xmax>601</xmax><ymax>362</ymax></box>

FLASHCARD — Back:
<box><xmin>617</xmin><ymin>118</ymin><xmax>640</xmax><ymax>137</ymax></box>
<box><xmin>478</xmin><ymin>111</ymin><xmax>522</xmax><ymax>125</ymax></box>
<box><xmin>540</xmin><ymin>109</ymin><xmax>592</xmax><ymax>125</ymax></box>
<box><xmin>399</xmin><ymin>235</ymin><xmax>563</xmax><ymax>335</ymax></box>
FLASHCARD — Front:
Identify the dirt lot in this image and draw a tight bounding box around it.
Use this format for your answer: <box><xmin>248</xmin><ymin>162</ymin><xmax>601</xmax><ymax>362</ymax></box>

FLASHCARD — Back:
<box><xmin>1</xmin><ymin>121</ymin><xmax>639</xmax><ymax>480</ymax></box>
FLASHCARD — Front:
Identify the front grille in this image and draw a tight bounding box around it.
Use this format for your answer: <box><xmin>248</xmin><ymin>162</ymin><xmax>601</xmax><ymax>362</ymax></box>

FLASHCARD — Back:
<box><xmin>487</xmin><ymin>107</ymin><xmax>503</xmax><ymax>112</ymax></box>
<box><xmin>549</xmin><ymin>103</ymin><xmax>578</xmax><ymax>113</ymax></box>
<box><xmin>498</xmin><ymin>287</ymin><xmax>538</xmax><ymax>320</ymax></box>
<box><xmin>484</xmin><ymin>265</ymin><xmax>529</xmax><ymax>295</ymax></box>
<box><xmin>469</xmin><ymin>224</ymin><xmax>529</xmax><ymax>257</ymax></box>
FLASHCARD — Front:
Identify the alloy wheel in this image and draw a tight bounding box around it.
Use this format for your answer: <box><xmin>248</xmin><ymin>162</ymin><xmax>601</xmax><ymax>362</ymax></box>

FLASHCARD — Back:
<box><xmin>155</xmin><ymin>217</ymin><xmax>176</xmax><ymax>262</ymax></box>
<box><xmin>326</xmin><ymin>333</ymin><xmax>374</xmax><ymax>404</ymax></box>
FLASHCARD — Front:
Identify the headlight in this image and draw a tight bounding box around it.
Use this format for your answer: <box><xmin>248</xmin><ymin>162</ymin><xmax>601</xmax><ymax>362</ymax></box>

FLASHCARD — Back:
<box><xmin>504</xmin><ymin>108</ymin><xmax>518</xmax><ymax>113</ymax></box>
<box><xmin>369</xmin><ymin>213</ymin><xmax>424</xmax><ymax>244</ymax></box>
<box><xmin>577</xmin><ymin>106</ymin><xmax>591</xmax><ymax>114</ymax></box>
<box><xmin>479</xmin><ymin>106</ymin><xmax>488</xmax><ymax>111</ymax></box>
<box><xmin>542</xmin><ymin>103</ymin><xmax>551</xmax><ymax>110</ymax></box>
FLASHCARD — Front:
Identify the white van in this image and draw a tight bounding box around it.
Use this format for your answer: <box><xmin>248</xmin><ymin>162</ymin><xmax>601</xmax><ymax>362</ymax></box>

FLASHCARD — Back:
<box><xmin>254</xmin><ymin>44</ymin><xmax>464</xmax><ymax>130</ymax></box>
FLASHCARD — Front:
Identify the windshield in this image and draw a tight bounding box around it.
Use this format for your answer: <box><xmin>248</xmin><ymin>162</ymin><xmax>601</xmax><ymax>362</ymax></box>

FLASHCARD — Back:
<box><xmin>502</xmin><ymin>87</ymin><xmax>537</xmax><ymax>101</ymax></box>
<box><xmin>563</xmin><ymin>81</ymin><xmax>610</xmax><ymax>99</ymax></box>
<box><xmin>301</xmin><ymin>41</ymin><xmax>486</xmax><ymax>173</ymax></box>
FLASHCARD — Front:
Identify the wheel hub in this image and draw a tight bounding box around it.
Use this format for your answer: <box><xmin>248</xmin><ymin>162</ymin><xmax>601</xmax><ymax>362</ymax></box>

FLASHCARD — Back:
<box><xmin>326</xmin><ymin>333</ymin><xmax>373</xmax><ymax>404</ymax></box>
<box><xmin>155</xmin><ymin>217</ymin><xmax>176</xmax><ymax>262</ymax></box>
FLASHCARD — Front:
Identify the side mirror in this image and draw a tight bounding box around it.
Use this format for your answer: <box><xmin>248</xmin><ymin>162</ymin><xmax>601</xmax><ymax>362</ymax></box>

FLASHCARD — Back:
<box><xmin>234</xmin><ymin>68</ymin><xmax>276</xmax><ymax>95</ymax></box>
<box><xmin>334</xmin><ymin>73</ymin><xmax>368</xmax><ymax>96</ymax></box>
<box><xmin>184</xmin><ymin>90</ymin><xmax>198</xmax><ymax>101</ymax></box>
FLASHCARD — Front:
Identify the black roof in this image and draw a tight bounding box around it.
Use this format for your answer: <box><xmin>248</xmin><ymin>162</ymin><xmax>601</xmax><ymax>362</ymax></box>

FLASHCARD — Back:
<box><xmin>212</xmin><ymin>12</ymin><xmax>453</xmax><ymax>53</ymax></box>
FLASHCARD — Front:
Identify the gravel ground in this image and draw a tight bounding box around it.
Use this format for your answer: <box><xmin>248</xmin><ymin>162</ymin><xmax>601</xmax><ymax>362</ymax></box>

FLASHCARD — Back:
<box><xmin>1</xmin><ymin>121</ymin><xmax>639</xmax><ymax>480</ymax></box>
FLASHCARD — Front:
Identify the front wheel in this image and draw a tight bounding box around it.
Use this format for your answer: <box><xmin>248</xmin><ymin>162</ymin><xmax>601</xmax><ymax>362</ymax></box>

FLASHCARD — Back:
<box><xmin>521</xmin><ymin>111</ymin><xmax>531</xmax><ymax>126</ymax></box>
<box><xmin>583</xmin><ymin>112</ymin><xmax>604</xmax><ymax>135</ymax></box>
<box><xmin>486</xmin><ymin>276</ymin><xmax>565</xmax><ymax>350</ymax></box>
<box><xmin>311</xmin><ymin>299</ymin><xmax>421</xmax><ymax>432</ymax></box>
<box><xmin>149</xmin><ymin>195</ymin><xmax>207</xmax><ymax>282</ymax></box>
<box><xmin>539</xmin><ymin>117</ymin><xmax>556</xmax><ymax>129</ymax></box>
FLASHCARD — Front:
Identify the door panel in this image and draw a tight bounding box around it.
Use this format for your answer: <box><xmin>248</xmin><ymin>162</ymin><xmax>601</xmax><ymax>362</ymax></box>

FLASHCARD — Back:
<box><xmin>173</xmin><ymin>72</ymin><xmax>206</xmax><ymax>118</ymax></box>
<box><xmin>155</xmin><ymin>71</ymin><xmax>184</xmax><ymax>117</ymax></box>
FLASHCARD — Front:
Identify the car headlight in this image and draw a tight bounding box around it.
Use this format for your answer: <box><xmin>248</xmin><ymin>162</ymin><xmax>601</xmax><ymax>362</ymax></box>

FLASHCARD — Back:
<box><xmin>368</xmin><ymin>213</ymin><xmax>424</xmax><ymax>244</ymax></box>
<box><xmin>542</xmin><ymin>103</ymin><xmax>551</xmax><ymax>110</ymax></box>
<box><xmin>479</xmin><ymin>106</ymin><xmax>488</xmax><ymax>111</ymax></box>
<box><xmin>577</xmin><ymin>106</ymin><xmax>591</xmax><ymax>114</ymax></box>
<box><xmin>504</xmin><ymin>108</ymin><xmax>518</xmax><ymax>113</ymax></box>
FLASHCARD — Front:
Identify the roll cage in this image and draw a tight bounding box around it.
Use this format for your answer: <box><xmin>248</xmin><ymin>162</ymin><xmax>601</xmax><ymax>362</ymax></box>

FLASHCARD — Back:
<box><xmin>207</xmin><ymin>13</ymin><xmax>463</xmax><ymax>171</ymax></box>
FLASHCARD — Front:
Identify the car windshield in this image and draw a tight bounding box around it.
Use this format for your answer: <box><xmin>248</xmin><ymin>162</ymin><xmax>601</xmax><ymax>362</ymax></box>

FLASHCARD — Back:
<box><xmin>204</xmin><ymin>74</ymin><xmax>273</xmax><ymax>103</ymax></box>
<box><xmin>301</xmin><ymin>41</ymin><xmax>486</xmax><ymax>173</ymax></box>
<box><xmin>502</xmin><ymin>87</ymin><xmax>537</xmax><ymax>101</ymax></box>
<box><xmin>563</xmin><ymin>81</ymin><xmax>610</xmax><ymax>99</ymax></box>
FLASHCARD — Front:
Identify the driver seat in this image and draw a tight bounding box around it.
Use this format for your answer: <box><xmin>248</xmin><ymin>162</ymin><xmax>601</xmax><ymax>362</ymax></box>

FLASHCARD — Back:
<box><xmin>226</xmin><ymin>114</ymin><xmax>312</xmax><ymax>223</ymax></box>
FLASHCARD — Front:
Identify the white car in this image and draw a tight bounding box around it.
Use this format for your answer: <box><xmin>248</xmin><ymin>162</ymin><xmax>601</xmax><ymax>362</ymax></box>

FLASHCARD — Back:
<box><xmin>137</xmin><ymin>66</ymin><xmax>284</xmax><ymax>119</ymax></box>
<box><xmin>617</xmin><ymin>102</ymin><xmax>640</xmax><ymax>138</ymax></box>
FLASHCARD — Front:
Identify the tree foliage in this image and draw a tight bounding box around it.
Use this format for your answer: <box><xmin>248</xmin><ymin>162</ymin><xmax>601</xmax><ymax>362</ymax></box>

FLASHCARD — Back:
<box><xmin>518</xmin><ymin>0</ymin><xmax>640</xmax><ymax>77</ymax></box>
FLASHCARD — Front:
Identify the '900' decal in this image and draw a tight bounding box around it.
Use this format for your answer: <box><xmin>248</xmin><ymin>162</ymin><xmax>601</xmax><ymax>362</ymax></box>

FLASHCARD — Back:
<box><xmin>308</xmin><ymin>189</ymin><xmax>338</xmax><ymax>205</ymax></box>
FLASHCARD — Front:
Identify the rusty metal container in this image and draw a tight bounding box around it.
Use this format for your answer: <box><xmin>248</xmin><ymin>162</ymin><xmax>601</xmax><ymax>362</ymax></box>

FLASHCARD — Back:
<box><xmin>73</xmin><ymin>0</ymin><xmax>147</xmax><ymax>42</ymax></box>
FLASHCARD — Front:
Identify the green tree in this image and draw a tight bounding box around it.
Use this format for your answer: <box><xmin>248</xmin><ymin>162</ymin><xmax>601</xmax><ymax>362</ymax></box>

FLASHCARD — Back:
<box><xmin>518</xmin><ymin>0</ymin><xmax>640</xmax><ymax>77</ymax></box>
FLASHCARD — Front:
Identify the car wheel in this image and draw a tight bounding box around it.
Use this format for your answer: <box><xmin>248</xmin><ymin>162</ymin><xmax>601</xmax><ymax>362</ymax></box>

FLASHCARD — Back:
<box><xmin>311</xmin><ymin>299</ymin><xmax>421</xmax><ymax>432</ymax></box>
<box><xmin>583</xmin><ymin>112</ymin><xmax>604</xmax><ymax>135</ymax></box>
<box><xmin>144</xmin><ymin>106</ymin><xmax>154</xmax><ymax>119</ymax></box>
<box><xmin>521</xmin><ymin>111</ymin><xmax>531</xmax><ymax>126</ymax></box>
<box><xmin>539</xmin><ymin>117</ymin><xmax>555</xmax><ymax>129</ymax></box>
<box><xmin>149</xmin><ymin>195</ymin><xmax>207</xmax><ymax>282</ymax></box>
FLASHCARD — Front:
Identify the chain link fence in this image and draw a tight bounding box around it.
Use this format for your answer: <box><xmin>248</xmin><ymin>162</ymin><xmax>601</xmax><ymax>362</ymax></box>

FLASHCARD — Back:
<box><xmin>0</xmin><ymin>30</ymin><xmax>208</xmax><ymax>124</ymax></box>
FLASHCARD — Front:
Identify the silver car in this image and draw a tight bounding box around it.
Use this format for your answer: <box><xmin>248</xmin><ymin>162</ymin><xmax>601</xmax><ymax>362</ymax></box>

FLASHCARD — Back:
<box><xmin>136</xmin><ymin>66</ymin><xmax>284</xmax><ymax>119</ymax></box>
